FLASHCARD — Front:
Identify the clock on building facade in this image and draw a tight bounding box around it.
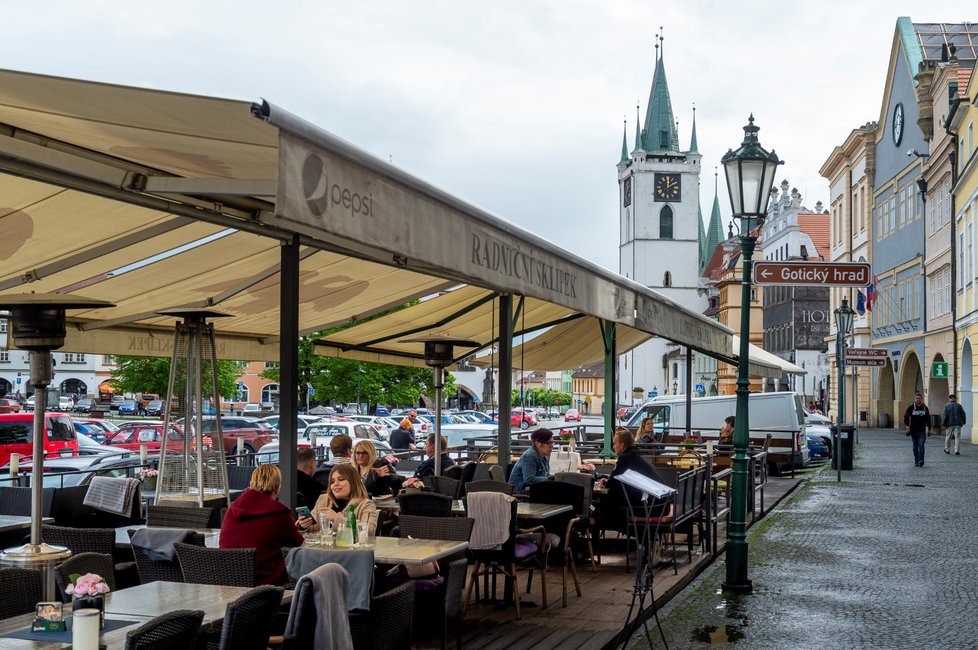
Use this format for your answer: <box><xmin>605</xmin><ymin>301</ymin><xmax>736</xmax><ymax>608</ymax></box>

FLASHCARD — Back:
<box><xmin>892</xmin><ymin>102</ymin><xmax>904</xmax><ymax>146</ymax></box>
<box><xmin>654</xmin><ymin>173</ymin><xmax>681</xmax><ymax>202</ymax></box>
<box><xmin>623</xmin><ymin>176</ymin><xmax>632</xmax><ymax>207</ymax></box>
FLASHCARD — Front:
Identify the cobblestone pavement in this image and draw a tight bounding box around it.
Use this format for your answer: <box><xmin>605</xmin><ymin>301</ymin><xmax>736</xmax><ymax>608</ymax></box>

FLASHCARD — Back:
<box><xmin>629</xmin><ymin>428</ymin><xmax>978</xmax><ymax>649</ymax></box>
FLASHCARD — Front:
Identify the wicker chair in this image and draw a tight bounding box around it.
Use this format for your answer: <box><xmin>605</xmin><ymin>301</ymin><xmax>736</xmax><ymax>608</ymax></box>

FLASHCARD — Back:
<box><xmin>202</xmin><ymin>585</ymin><xmax>284</xmax><ymax>650</ymax></box>
<box><xmin>554</xmin><ymin>472</ymin><xmax>597</xmax><ymax>571</ymax></box>
<box><xmin>397</xmin><ymin>492</ymin><xmax>453</xmax><ymax>517</ymax></box>
<box><xmin>129</xmin><ymin>530</ymin><xmax>205</xmax><ymax>584</ymax></box>
<box><xmin>174</xmin><ymin>543</ymin><xmax>256</xmax><ymax>587</ymax></box>
<box><xmin>487</xmin><ymin>465</ymin><xmax>505</xmax><ymax>482</ymax></box>
<box><xmin>464</xmin><ymin>480</ymin><xmax>514</xmax><ymax>496</ymax></box>
<box><xmin>124</xmin><ymin>609</ymin><xmax>205</xmax><ymax>649</ymax></box>
<box><xmin>279</xmin><ymin>564</ymin><xmax>351</xmax><ymax>650</ymax></box>
<box><xmin>349</xmin><ymin>580</ymin><xmax>415</xmax><ymax>650</ymax></box>
<box><xmin>42</xmin><ymin>524</ymin><xmax>115</xmax><ymax>554</ymax></box>
<box><xmin>55</xmin><ymin>553</ymin><xmax>117</xmax><ymax>603</ymax></box>
<box><xmin>423</xmin><ymin>476</ymin><xmax>462</xmax><ymax>500</ymax></box>
<box><xmin>527</xmin><ymin>480</ymin><xmax>583</xmax><ymax>607</ymax></box>
<box><xmin>146</xmin><ymin>505</ymin><xmax>215</xmax><ymax>529</ymax></box>
<box><xmin>0</xmin><ymin>567</ymin><xmax>42</xmax><ymax>619</ymax></box>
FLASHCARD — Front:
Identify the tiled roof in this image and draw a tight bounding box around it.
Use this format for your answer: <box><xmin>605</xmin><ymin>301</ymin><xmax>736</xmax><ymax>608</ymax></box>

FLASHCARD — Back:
<box><xmin>572</xmin><ymin>361</ymin><xmax>605</xmax><ymax>378</ymax></box>
<box><xmin>797</xmin><ymin>213</ymin><xmax>831</xmax><ymax>261</ymax></box>
<box><xmin>957</xmin><ymin>66</ymin><xmax>973</xmax><ymax>97</ymax></box>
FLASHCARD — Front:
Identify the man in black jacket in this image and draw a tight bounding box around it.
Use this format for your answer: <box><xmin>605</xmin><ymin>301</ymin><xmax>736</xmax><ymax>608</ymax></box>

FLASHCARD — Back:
<box><xmin>295</xmin><ymin>447</ymin><xmax>325</xmax><ymax>509</ymax></box>
<box><xmin>600</xmin><ymin>428</ymin><xmax>668</xmax><ymax>518</ymax></box>
<box><xmin>904</xmin><ymin>392</ymin><xmax>931</xmax><ymax>467</ymax></box>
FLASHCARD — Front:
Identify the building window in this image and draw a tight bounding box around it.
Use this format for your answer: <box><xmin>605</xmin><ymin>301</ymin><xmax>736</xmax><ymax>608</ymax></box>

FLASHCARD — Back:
<box><xmin>0</xmin><ymin>351</ymin><xmax>8</xmax><ymax>363</ymax></box>
<box><xmin>889</xmin><ymin>196</ymin><xmax>897</xmax><ymax>232</ymax></box>
<box><xmin>0</xmin><ymin>320</ymin><xmax>6</xmax><ymax>333</ymax></box>
<box><xmin>944</xmin><ymin>180</ymin><xmax>952</xmax><ymax>226</ymax></box>
<box><xmin>663</xmin><ymin>271</ymin><xmax>672</xmax><ymax>287</ymax></box>
<box><xmin>960</xmin><ymin>231</ymin><xmax>967</xmax><ymax>288</ymax></box>
<box><xmin>969</xmin><ymin>223</ymin><xmax>975</xmax><ymax>286</ymax></box>
<box><xmin>944</xmin><ymin>268</ymin><xmax>951</xmax><ymax>315</ymax></box>
<box><xmin>261</xmin><ymin>383</ymin><xmax>279</xmax><ymax>406</ymax></box>
<box><xmin>659</xmin><ymin>206</ymin><xmax>673</xmax><ymax>239</ymax></box>
<box><xmin>899</xmin><ymin>187</ymin><xmax>907</xmax><ymax>227</ymax></box>
<box><xmin>102</xmin><ymin>355</ymin><xmax>115</xmax><ymax>365</ymax></box>
<box><xmin>63</xmin><ymin>353</ymin><xmax>85</xmax><ymax>363</ymax></box>
<box><xmin>930</xmin><ymin>191</ymin><xmax>938</xmax><ymax>235</ymax></box>
<box><xmin>907</xmin><ymin>183</ymin><xmax>915</xmax><ymax>221</ymax></box>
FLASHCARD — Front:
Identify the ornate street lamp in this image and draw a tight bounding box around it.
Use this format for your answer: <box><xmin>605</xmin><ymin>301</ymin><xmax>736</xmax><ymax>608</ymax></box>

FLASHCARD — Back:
<box><xmin>720</xmin><ymin>115</ymin><xmax>781</xmax><ymax>594</ymax></box>
<box><xmin>833</xmin><ymin>297</ymin><xmax>855</xmax><ymax>482</ymax></box>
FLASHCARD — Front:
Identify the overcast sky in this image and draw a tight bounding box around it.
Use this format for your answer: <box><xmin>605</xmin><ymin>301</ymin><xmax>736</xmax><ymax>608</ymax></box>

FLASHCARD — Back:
<box><xmin>4</xmin><ymin>1</ymin><xmax>972</xmax><ymax>272</ymax></box>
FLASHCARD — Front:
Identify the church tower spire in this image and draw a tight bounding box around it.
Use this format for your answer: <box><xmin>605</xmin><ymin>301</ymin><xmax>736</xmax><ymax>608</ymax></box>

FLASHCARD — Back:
<box><xmin>620</xmin><ymin>118</ymin><xmax>628</xmax><ymax>164</ymax></box>
<box><xmin>641</xmin><ymin>30</ymin><xmax>680</xmax><ymax>155</ymax></box>
<box><xmin>704</xmin><ymin>168</ymin><xmax>726</xmax><ymax>270</ymax></box>
<box><xmin>688</xmin><ymin>104</ymin><xmax>699</xmax><ymax>154</ymax></box>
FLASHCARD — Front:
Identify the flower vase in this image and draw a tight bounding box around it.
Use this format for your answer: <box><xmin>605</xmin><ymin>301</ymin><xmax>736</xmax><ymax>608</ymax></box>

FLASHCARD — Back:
<box><xmin>73</xmin><ymin>595</ymin><xmax>105</xmax><ymax>628</ymax></box>
<box><xmin>568</xmin><ymin>437</ymin><xmax>576</xmax><ymax>453</ymax></box>
<box><xmin>142</xmin><ymin>477</ymin><xmax>157</xmax><ymax>492</ymax></box>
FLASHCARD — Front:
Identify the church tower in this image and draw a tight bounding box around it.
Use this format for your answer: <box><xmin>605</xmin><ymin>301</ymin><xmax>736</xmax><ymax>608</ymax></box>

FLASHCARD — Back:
<box><xmin>618</xmin><ymin>34</ymin><xmax>706</xmax><ymax>403</ymax></box>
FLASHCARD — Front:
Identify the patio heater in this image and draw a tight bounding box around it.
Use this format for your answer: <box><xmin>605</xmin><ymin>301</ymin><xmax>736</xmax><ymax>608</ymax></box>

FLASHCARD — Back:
<box><xmin>0</xmin><ymin>293</ymin><xmax>112</xmax><ymax>600</ymax></box>
<box><xmin>155</xmin><ymin>308</ymin><xmax>231</xmax><ymax>508</ymax></box>
<box><xmin>400</xmin><ymin>335</ymin><xmax>480</xmax><ymax>476</ymax></box>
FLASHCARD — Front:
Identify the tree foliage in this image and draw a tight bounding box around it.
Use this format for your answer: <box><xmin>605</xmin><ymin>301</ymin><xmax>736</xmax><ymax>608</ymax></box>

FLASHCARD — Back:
<box><xmin>512</xmin><ymin>387</ymin><xmax>571</xmax><ymax>407</ymax></box>
<box><xmin>110</xmin><ymin>356</ymin><xmax>242</xmax><ymax>398</ymax></box>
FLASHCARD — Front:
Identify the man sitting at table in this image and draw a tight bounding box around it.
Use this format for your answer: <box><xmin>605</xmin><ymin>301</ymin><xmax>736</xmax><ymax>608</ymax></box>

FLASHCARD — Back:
<box><xmin>296</xmin><ymin>447</ymin><xmax>325</xmax><ymax>509</ymax></box>
<box><xmin>220</xmin><ymin>464</ymin><xmax>305</xmax><ymax>586</ymax></box>
<box><xmin>412</xmin><ymin>433</ymin><xmax>455</xmax><ymax>480</ymax></box>
<box><xmin>508</xmin><ymin>428</ymin><xmax>554</xmax><ymax>494</ymax></box>
<box><xmin>324</xmin><ymin>434</ymin><xmax>354</xmax><ymax>468</ymax></box>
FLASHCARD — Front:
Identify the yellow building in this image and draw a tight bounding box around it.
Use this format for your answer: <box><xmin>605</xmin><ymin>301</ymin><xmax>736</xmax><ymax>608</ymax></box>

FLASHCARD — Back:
<box><xmin>571</xmin><ymin>362</ymin><xmax>605</xmax><ymax>416</ymax></box>
<box><xmin>951</xmin><ymin>64</ymin><xmax>978</xmax><ymax>444</ymax></box>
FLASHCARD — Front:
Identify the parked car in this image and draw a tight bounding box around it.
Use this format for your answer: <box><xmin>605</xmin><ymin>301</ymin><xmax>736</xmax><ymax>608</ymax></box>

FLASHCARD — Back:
<box><xmin>3</xmin><ymin>453</ymin><xmax>149</xmax><ymax>489</ymax></box>
<box><xmin>75</xmin><ymin>431</ymin><xmax>129</xmax><ymax>457</ymax></box>
<box><xmin>118</xmin><ymin>399</ymin><xmax>141</xmax><ymax>416</ymax></box>
<box><xmin>72</xmin><ymin>420</ymin><xmax>109</xmax><ymax>444</ymax></box>
<box><xmin>71</xmin><ymin>398</ymin><xmax>95</xmax><ymax>414</ymax></box>
<box><xmin>0</xmin><ymin>398</ymin><xmax>22</xmax><ymax>413</ymax></box>
<box><xmin>374</xmin><ymin>406</ymin><xmax>390</xmax><ymax>416</ymax></box>
<box><xmin>176</xmin><ymin>416</ymin><xmax>278</xmax><ymax>457</ymax></box>
<box><xmin>490</xmin><ymin>410</ymin><xmax>535</xmax><ymax>430</ymax></box>
<box><xmin>137</xmin><ymin>393</ymin><xmax>161</xmax><ymax>411</ymax></box>
<box><xmin>144</xmin><ymin>400</ymin><xmax>164</xmax><ymax>417</ymax></box>
<box><xmin>0</xmin><ymin>412</ymin><xmax>79</xmax><ymax>467</ymax></box>
<box><xmin>806</xmin><ymin>433</ymin><xmax>830</xmax><ymax>461</ymax></box>
<box><xmin>242</xmin><ymin>403</ymin><xmax>262</xmax><ymax>413</ymax></box>
<box><xmin>565</xmin><ymin>408</ymin><xmax>582</xmax><ymax>422</ymax></box>
<box><xmin>106</xmin><ymin>423</ymin><xmax>191</xmax><ymax>453</ymax></box>
<box><xmin>458</xmin><ymin>410</ymin><xmax>495</xmax><ymax>424</ymax></box>
<box><xmin>108</xmin><ymin>395</ymin><xmax>125</xmax><ymax>411</ymax></box>
<box><xmin>24</xmin><ymin>395</ymin><xmax>36</xmax><ymax>412</ymax></box>
<box><xmin>256</xmin><ymin>434</ymin><xmax>393</xmax><ymax>465</ymax></box>
<box><xmin>259</xmin><ymin>414</ymin><xmax>330</xmax><ymax>437</ymax></box>
<box><xmin>346</xmin><ymin>415</ymin><xmax>393</xmax><ymax>440</ymax></box>
<box><xmin>56</xmin><ymin>396</ymin><xmax>72</xmax><ymax>412</ymax></box>
<box><xmin>616</xmin><ymin>406</ymin><xmax>638</xmax><ymax>422</ymax></box>
<box><xmin>73</xmin><ymin>418</ymin><xmax>120</xmax><ymax>440</ymax></box>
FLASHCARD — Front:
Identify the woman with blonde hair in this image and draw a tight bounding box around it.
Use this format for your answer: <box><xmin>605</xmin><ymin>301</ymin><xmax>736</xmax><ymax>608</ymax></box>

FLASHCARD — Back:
<box><xmin>353</xmin><ymin>439</ymin><xmax>404</xmax><ymax>498</ymax></box>
<box><xmin>308</xmin><ymin>463</ymin><xmax>378</xmax><ymax>537</ymax></box>
<box><xmin>638</xmin><ymin>417</ymin><xmax>657</xmax><ymax>444</ymax></box>
<box><xmin>220</xmin><ymin>463</ymin><xmax>304</xmax><ymax>585</ymax></box>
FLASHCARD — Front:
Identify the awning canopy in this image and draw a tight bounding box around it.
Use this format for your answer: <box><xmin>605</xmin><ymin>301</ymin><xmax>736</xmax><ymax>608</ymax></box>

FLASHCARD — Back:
<box><xmin>0</xmin><ymin>68</ymin><xmax>798</xmax><ymax>379</ymax></box>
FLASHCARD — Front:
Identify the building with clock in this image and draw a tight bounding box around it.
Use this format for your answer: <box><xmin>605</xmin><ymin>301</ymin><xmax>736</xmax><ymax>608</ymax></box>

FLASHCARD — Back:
<box><xmin>616</xmin><ymin>41</ymin><xmax>713</xmax><ymax>405</ymax></box>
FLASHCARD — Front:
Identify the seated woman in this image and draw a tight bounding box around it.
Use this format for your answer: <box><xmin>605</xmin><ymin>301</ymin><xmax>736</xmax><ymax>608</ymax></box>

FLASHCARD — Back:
<box><xmin>637</xmin><ymin>417</ymin><xmax>657</xmax><ymax>444</ymax></box>
<box><xmin>718</xmin><ymin>416</ymin><xmax>735</xmax><ymax>445</ymax></box>
<box><xmin>354</xmin><ymin>439</ymin><xmax>405</xmax><ymax>498</ymax></box>
<box><xmin>508</xmin><ymin>428</ymin><xmax>554</xmax><ymax>494</ymax></box>
<box><xmin>220</xmin><ymin>463</ymin><xmax>305</xmax><ymax>586</ymax></box>
<box><xmin>304</xmin><ymin>463</ymin><xmax>378</xmax><ymax>537</ymax></box>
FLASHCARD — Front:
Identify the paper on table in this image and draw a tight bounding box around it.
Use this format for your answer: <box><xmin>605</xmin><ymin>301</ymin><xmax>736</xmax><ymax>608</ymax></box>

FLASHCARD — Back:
<box><xmin>616</xmin><ymin>469</ymin><xmax>676</xmax><ymax>499</ymax></box>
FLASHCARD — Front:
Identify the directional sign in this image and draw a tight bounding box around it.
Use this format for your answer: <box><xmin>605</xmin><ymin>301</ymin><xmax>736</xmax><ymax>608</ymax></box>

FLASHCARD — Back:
<box><xmin>846</xmin><ymin>348</ymin><xmax>887</xmax><ymax>359</ymax></box>
<box><xmin>845</xmin><ymin>358</ymin><xmax>887</xmax><ymax>367</ymax></box>
<box><xmin>753</xmin><ymin>262</ymin><xmax>872</xmax><ymax>287</ymax></box>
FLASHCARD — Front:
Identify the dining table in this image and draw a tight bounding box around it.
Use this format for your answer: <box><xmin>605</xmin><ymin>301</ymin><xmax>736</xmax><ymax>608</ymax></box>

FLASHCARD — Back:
<box><xmin>299</xmin><ymin>535</ymin><xmax>468</xmax><ymax>566</ymax></box>
<box><xmin>0</xmin><ymin>604</ymin><xmax>149</xmax><ymax>649</ymax></box>
<box><xmin>0</xmin><ymin>516</ymin><xmax>54</xmax><ymax>534</ymax></box>
<box><xmin>104</xmin><ymin>581</ymin><xmax>279</xmax><ymax>622</ymax></box>
<box><xmin>516</xmin><ymin>502</ymin><xmax>572</xmax><ymax>520</ymax></box>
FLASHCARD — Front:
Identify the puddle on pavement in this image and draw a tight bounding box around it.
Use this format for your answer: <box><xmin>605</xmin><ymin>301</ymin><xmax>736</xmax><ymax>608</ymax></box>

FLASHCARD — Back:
<box><xmin>691</xmin><ymin>624</ymin><xmax>746</xmax><ymax>644</ymax></box>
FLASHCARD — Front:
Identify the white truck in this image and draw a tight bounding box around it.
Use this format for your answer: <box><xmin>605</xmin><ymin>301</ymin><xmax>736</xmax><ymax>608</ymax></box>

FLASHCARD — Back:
<box><xmin>625</xmin><ymin>391</ymin><xmax>810</xmax><ymax>475</ymax></box>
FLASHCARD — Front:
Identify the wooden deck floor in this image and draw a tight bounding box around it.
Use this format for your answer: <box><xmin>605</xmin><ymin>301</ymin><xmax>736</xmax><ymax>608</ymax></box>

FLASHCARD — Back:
<box><xmin>413</xmin><ymin>477</ymin><xmax>800</xmax><ymax>649</ymax></box>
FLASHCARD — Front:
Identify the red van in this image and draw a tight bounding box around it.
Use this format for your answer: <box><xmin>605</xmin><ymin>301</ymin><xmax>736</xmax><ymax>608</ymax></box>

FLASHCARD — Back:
<box><xmin>0</xmin><ymin>412</ymin><xmax>78</xmax><ymax>468</ymax></box>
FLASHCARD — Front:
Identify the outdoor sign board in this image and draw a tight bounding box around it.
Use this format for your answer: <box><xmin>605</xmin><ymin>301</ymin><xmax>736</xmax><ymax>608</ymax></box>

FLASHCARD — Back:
<box><xmin>753</xmin><ymin>262</ymin><xmax>872</xmax><ymax>287</ymax></box>
<box><xmin>845</xmin><ymin>347</ymin><xmax>887</xmax><ymax>366</ymax></box>
<box><xmin>932</xmin><ymin>361</ymin><xmax>949</xmax><ymax>379</ymax></box>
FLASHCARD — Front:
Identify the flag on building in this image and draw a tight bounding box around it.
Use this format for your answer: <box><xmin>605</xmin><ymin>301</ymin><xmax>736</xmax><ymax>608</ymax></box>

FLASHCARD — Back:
<box><xmin>856</xmin><ymin>290</ymin><xmax>866</xmax><ymax>316</ymax></box>
<box><xmin>865</xmin><ymin>276</ymin><xmax>878</xmax><ymax>312</ymax></box>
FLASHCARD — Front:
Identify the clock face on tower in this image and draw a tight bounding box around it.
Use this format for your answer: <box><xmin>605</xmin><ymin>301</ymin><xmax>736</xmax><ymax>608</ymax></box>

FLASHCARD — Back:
<box><xmin>892</xmin><ymin>103</ymin><xmax>904</xmax><ymax>146</ymax></box>
<box><xmin>654</xmin><ymin>173</ymin><xmax>681</xmax><ymax>202</ymax></box>
<box><xmin>623</xmin><ymin>176</ymin><xmax>632</xmax><ymax>207</ymax></box>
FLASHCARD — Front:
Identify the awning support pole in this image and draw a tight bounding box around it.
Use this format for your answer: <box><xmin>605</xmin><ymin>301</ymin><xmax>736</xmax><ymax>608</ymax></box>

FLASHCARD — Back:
<box><xmin>279</xmin><ymin>234</ymin><xmax>300</xmax><ymax>510</ymax></box>
<box><xmin>600</xmin><ymin>319</ymin><xmax>616</xmax><ymax>459</ymax></box>
<box><xmin>497</xmin><ymin>295</ymin><xmax>513</xmax><ymax>467</ymax></box>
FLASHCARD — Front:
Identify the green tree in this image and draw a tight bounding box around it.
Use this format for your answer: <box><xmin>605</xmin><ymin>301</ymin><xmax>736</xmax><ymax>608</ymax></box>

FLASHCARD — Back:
<box><xmin>110</xmin><ymin>356</ymin><xmax>242</xmax><ymax>399</ymax></box>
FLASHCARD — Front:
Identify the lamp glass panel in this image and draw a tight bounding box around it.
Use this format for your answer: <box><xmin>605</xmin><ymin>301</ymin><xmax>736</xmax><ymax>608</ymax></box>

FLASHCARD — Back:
<box><xmin>724</xmin><ymin>161</ymin><xmax>743</xmax><ymax>216</ymax></box>
<box><xmin>740</xmin><ymin>160</ymin><xmax>765</xmax><ymax>214</ymax></box>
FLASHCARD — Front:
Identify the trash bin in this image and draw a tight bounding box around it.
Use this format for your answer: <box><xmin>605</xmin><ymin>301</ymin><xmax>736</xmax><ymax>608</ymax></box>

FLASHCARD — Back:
<box><xmin>930</xmin><ymin>414</ymin><xmax>941</xmax><ymax>430</ymax></box>
<box><xmin>879</xmin><ymin>413</ymin><xmax>891</xmax><ymax>428</ymax></box>
<box><xmin>831</xmin><ymin>424</ymin><xmax>855</xmax><ymax>470</ymax></box>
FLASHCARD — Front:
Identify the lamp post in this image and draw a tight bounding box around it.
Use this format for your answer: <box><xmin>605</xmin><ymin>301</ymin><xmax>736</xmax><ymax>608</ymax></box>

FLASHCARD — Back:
<box><xmin>720</xmin><ymin>115</ymin><xmax>782</xmax><ymax>594</ymax></box>
<box><xmin>834</xmin><ymin>297</ymin><xmax>855</xmax><ymax>482</ymax></box>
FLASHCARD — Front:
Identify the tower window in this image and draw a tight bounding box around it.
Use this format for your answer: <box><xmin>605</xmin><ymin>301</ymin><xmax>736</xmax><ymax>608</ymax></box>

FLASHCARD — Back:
<box><xmin>664</xmin><ymin>271</ymin><xmax>672</xmax><ymax>287</ymax></box>
<box><xmin>660</xmin><ymin>205</ymin><xmax>674</xmax><ymax>239</ymax></box>
<box><xmin>659</xmin><ymin>130</ymin><xmax>669</xmax><ymax>148</ymax></box>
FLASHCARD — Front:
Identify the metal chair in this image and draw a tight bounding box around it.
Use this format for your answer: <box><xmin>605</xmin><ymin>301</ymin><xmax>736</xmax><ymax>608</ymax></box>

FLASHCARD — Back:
<box><xmin>124</xmin><ymin>609</ymin><xmax>205</xmax><ymax>649</ymax></box>
<box><xmin>0</xmin><ymin>567</ymin><xmax>42</xmax><ymax>619</ymax></box>
<box><xmin>206</xmin><ymin>585</ymin><xmax>284</xmax><ymax>650</ymax></box>
<box><xmin>464</xmin><ymin>480</ymin><xmax>514</xmax><ymax>496</ymax></box>
<box><xmin>397</xmin><ymin>492</ymin><xmax>453</xmax><ymax>517</ymax></box>
<box><xmin>349</xmin><ymin>580</ymin><xmax>415</xmax><ymax>650</ymax></box>
<box><xmin>129</xmin><ymin>530</ymin><xmax>205</xmax><ymax>584</ymax></box>
<box><xmin>55</xmin><ymin>552</ymin><xmax>117</xmax><ymax>603</ymax></box>
<box><xmin>175</xmin><ymin>543</ymin><xmax>256</xmax><ymax>587</ymax></box>
<box><xmin>146</xmin><ymin>504</ymin><xmax>215</xmax><ymax>529</ymax></box>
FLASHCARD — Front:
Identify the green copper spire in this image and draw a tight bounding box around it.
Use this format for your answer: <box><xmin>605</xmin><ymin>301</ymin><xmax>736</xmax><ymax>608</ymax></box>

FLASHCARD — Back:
<box><xmin>705</xmin><ymin>169</ymin><xmax>726</xmax><ymax>261</ymax></box>
<box><xmin>620</xmin><ymin>119</ymin><xmax>629</xmax><ymax>163</ymax></box>
<box><xmin>689</xmin><ymin>104</ymin><xmax>699</xmax><ymax>154</ymax></box>
<box><xmin>642</xmin><ymin>34</ymin><xmax>680</xmax><ymax>155</ymax></box>
<box><xmin>697</xmin><ymin>202</ymin><xmax>707</xmax><ymax>273</ymax></box>
<box><xmin>633</xmin><ymin>103</ymin><xmax>642</xmax><ymax>153</ymax></box>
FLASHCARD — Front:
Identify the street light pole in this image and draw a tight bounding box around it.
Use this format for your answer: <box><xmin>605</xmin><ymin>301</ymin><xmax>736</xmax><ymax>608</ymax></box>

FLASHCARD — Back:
<box><xmin>834</xmin><ymin>297</ymin><xmax>855</xmax><ymax>482</ymax></box>
<box><xmin>720</xmin><ymin>115</ymin><xmax>782</xmax><ymax>594</ymax></box>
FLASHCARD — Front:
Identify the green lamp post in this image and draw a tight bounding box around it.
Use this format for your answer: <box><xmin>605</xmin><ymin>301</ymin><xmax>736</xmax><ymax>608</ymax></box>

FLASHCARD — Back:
<box><xmin>720</xmin><ymin>115</ymin><xmax>782</xmax><ymax>594</ymax></box>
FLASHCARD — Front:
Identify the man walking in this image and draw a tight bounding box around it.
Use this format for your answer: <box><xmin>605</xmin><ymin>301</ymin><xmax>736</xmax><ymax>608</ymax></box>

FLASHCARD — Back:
<box><xmin>941</xmin><ymin>394</ymin><xmax>966</xmax><ymax>456</ymax></box>
<box><xmin>903</xmin><ymin>392</ymin><xmax>931</xmax><ymax>467</ymax></box>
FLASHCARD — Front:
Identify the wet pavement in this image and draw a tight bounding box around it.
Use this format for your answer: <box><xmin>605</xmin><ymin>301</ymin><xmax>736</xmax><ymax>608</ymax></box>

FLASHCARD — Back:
<box><xmin>630</xmin><ymin>427</ymin><xmax>978</xmax><ymax>649</ymax></box>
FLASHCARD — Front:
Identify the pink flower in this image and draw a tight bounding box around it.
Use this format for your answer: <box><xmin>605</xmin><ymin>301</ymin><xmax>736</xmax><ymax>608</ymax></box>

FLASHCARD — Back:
<box><xmin>64</xmin><ymin>572</ymin><xmax>110</xmax><ymax>597</ymax></box>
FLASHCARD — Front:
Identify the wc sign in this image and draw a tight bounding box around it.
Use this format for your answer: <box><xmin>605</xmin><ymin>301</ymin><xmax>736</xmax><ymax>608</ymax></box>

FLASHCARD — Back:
<box><xmin>931</xmin><ymin>361</ymin><xmax>949</xmax><ymax>379</ymax></box>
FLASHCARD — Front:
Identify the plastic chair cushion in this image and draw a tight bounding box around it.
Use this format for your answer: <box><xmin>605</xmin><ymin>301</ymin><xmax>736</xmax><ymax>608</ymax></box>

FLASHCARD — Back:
<box><xmin>413</xmin><ymin>575</ymin><xmax>445</xmax><ymax>592</ymax></box>
<box><xmin>514</xmin><ymin>540</ymin><xmax>539</xmax><ymax>559</ymax></box>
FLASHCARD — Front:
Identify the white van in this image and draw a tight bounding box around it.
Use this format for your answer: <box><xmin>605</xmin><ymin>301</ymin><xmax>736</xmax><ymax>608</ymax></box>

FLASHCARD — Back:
<box><xmin>625</xmin><ymin>391</ymin><xmax>809</xmax><ymax>474</ymax></box>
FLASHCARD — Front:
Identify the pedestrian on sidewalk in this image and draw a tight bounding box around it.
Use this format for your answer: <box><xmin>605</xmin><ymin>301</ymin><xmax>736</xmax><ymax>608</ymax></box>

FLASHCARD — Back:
<box><xmin>903</xmin><ymin>392</ymin><xmax>931</xmax><ymax>467</ymax></box>
<box><xmin>941</xmin><ymin>393</ymin><xmax>966</xmax><ymax>456</ymax></box>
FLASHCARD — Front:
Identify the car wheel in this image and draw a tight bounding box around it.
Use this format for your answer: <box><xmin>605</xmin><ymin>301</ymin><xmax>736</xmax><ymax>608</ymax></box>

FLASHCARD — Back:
<box><xmin>520</xmin><ymin>420</ymin><xmax>529</xmax><ymax>430</ymax></box>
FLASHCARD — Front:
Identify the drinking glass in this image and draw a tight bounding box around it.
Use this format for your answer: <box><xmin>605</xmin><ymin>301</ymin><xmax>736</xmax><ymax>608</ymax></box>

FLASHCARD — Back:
<box><xmin>335</xmin><ymin>517</ymin><xmax>354</xmax><ymax>548</ymax></box>
<box><xmin>318</xmin><ymin>511</ymin><xmax>334</xmax><ymax>546</ymax></box>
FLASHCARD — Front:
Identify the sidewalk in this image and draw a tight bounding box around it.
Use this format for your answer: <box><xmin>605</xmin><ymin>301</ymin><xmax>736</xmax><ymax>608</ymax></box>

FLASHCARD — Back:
<box><xmin>633</xmin><ymin>427</ymin><xmax>978</xmax><ymax>649</ymax></box>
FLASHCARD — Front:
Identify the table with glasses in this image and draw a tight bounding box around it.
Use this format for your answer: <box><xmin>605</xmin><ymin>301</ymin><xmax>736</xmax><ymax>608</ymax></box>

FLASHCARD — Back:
<box><xmin>104</xmin><ymin>581</ymin><xmax>289</xmax><ymax>623</ymax></box>
<box><xmin>0</xmin><ymin>605</ymin><xmax>149</xmax><ymax>649</ymax></box>
<box><xmin>114</xmin><ymin>524</ymin><xmax>221</xmax><ymax>548</ymax></box>
<box><xmin>301</xmin><ymin>535</ymin><xmax>468</xmax><ymax>566</ymax></box>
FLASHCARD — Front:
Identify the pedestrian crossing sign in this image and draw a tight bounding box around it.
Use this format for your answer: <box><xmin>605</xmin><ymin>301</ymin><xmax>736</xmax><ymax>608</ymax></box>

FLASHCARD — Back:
<box><xmin>931</xmin><ymin>361</ymin><xmax>948</xmax><ymax>379</ymax></box>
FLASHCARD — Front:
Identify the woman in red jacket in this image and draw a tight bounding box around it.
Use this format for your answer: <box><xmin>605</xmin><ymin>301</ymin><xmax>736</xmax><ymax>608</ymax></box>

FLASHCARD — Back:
<box><xmin>220</xmin><ymin>463</ymin><xmax>305</xmax><ymax>585</ymax></box>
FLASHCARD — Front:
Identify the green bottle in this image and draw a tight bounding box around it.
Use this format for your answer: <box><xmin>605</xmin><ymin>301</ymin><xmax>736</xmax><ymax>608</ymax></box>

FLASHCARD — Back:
<box><xmin>347</xmin><ymin>506</ymin><xmax>358</xmax><ymax>541</ymax></box>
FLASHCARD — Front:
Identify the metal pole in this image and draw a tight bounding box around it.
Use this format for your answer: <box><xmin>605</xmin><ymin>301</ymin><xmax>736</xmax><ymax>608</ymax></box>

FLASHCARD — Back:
<box><xmin>29</xmin><ymin>353</ymin><xmax>50</xmax><ymax>548</ymax></box>
<box><xmin>497</xmin><ymin>295</ymin><xmax>513</xmax><ymax>466</ymax></box>
<box><xmin>724</xmin><ymin>233</ymin><xmax>755</xmax><ymax>594</ymax></box>
<box><xmin>836</xmin><ymin>331</ymin><xmax>846</xmax><ymax>482</ymax></box>
<box><xmin>434</xmin><ymin>366</ymin><xmax>444</xmax><ymax>476</ymax></box>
